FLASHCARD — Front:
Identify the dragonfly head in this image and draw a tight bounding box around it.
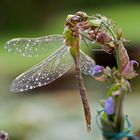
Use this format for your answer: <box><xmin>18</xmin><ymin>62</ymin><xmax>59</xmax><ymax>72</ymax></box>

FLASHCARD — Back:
<box><xmin>76</xmin><ymin>11</ymin><xmax>88</xmax><ymax>21</ymax></box>
<box><xmin>66</xmin><ymin>11</ymin><xmax>88</xmax><ymax>26</ymax></box>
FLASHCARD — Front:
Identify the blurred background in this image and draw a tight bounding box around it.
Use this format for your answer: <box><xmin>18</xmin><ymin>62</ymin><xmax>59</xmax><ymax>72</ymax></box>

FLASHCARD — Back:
<box><xmin>0</xmin><ymin>0</ymin><xmax>140</xmax><ymax>140</ymax></box>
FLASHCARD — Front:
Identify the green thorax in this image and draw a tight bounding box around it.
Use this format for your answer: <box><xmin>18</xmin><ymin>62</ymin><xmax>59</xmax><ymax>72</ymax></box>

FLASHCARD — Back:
<box><xmin>63</xmin><ymin>26</ymin><xmax>76</xmax><ymax>47</ymax></box>
<box><xmin>63</xmin><ymin>16</ymin><xmax>80</xmax><ymax>57</ymax></box>
<box><xmin>64</xmin><ymin>25</ymin><xmax>80</xmax><ymax>57</ymax></box>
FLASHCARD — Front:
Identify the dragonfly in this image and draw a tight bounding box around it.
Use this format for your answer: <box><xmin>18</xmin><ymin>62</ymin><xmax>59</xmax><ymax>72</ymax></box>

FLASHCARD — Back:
<box><xmin>5</xmin><ymin>12</ymin><xmax>104</xmax><ymax>131</ymax></box>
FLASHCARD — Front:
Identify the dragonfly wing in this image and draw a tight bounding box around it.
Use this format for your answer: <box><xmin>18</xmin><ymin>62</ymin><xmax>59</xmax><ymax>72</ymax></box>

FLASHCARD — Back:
<box><xmin>10</xmin><ymin>46</ymin><xmax>74</xmax><ymax>92</ymax></box>
<box><xmin>80</xmin><ymin>50</ymin><xmax>96</xmax><ymax>76</ymax></box>
<box><xmin>5</xmin><ymin>35</ymin><xmax>64</xmax><ymax>57</ymax></box>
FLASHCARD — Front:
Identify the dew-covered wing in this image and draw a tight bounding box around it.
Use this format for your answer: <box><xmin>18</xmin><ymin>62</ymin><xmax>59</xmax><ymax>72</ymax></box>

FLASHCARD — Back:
<box><xmin>10</xmin><ymin>46</ymin><xmax>74</xmax><ymax>92</ymax></box>
<box><xmin>5</xmin><ymin>35</ymin><xmax>64</xmax><ymax>57</ymax></box>
<box><xmin>80</xmin><ymin>50</ymin><xmax>96</xmax><ymax>76</ymax></box>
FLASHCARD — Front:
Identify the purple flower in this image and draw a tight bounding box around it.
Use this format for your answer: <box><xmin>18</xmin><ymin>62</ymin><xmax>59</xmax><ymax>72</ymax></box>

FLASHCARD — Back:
<box><xmin>105</xmin><ymin>97</ymin><xmax>115</xmax><ymax>115</ymax></box>
<box><xmin>89</xmin><ymin>65</ymin><xmax>105</xmax><ymax>81</ymax></box>
<box><xmin>90</xmin><ymin>65</ymin><xmax>104</xmax><ymax>77</ymax></box>
<box><xmin>94</xmin><ymin>65</ymin><xmax>103</xmax><ymax>73</ymax></box>
<box><xmin>130</xmin><ymin>60</ymin><xmax>139</xmax><ymax>67</ymax></box>
<box><xmin>122</xmin><ymin>60</ymin><xmax>138</xmax><ymax>79</ymax></box>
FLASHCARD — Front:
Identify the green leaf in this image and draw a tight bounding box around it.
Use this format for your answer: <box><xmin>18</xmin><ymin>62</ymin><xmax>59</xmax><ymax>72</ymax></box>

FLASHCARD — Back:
<box><xmin>102</xmin><ymin>112</ymin><xmax>108</xmax><ymax>120</ymax></box>
<box><xmin>88</xmin><ymin>19</ymin><xmax>102</xmax><ymax>27</ymax></box>
<box><xmin>107</xmin><ymin>84</ymin><xmax>121</xmax><ymax>97</ymax></box>
<box><xmin>100</xmin><ymin>117</ymin><xmax>116</xmax><ymax>132</ymax></box>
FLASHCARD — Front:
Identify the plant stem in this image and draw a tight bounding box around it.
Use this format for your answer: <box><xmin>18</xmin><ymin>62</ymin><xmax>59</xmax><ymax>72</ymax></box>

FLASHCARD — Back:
<box><xmin>115</xmin><ymin>93</ymin><xmax>124</xmax><ymax>132</ymax></box>
<box><xmin>102</xmin><ymin>21</ymin><xmax>122</xmax><ymax>71</ymax></box>
<box><xmin>103</xmin><ymin>19</ymin><xmax>125</xmax><ymax>138</ymax></box>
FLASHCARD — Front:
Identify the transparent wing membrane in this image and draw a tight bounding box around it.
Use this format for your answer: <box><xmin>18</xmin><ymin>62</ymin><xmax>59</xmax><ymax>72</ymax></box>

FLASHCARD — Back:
<box><xmin>80</xmin><ymin>50</ymin><xmax>96</xmax><ymax>76</ymax></box>
<box><xmin>10</xmin><ymin>46</ymin><xmax>74</xmax><ymax>92</ymax></box>
<box><xmin>7</xmin><ymin>32</ymin><xmax>98</xmax><ymax>92</ymax></box>
<box><xmin>5</xmin><ymin>35</ymin><xmax>64</xmax><ymax>57</ymax></box>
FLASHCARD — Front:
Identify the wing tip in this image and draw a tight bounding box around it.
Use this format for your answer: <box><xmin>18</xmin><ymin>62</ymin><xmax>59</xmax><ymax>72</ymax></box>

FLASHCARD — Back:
<box><xmin>4</xmin><ymin>40</ymin><xmax>15</xmax><ymax>52</ymax></box>
<box><xmin>4</xmin><ymin>42</ymin><xmax>9</xmax><ymax>50</ymax></box>
<box><xmin>10</xmin><ymin>85</ymin><xmax>18</xmax><ymax>93</ymax></box>
<box><xmin>10</xmin><ymin>82</ymin><xmax>23</xmax><ymax>93</ymax></box>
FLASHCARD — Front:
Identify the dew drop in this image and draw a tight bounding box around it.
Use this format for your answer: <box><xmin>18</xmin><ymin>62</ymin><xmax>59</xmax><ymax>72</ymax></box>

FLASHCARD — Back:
<box><xmin>47</xmin><ymin>77</ymin><xmax>50</xmax><ymax>80</ymax></box>
<box><xmin>88</xmin><ymin>70</ymin><xmax>92</xmax><ymax>74</ymax></box>
<box><xmin>8</xmin><ymin>49</ymin><xmax>12</xmax><ymax>52</ymax></box>
<box><xmin>7</xmin><ymin>41</ymin><xmax>10</xmax><ymax>45</ymax></box>
<box><xmin>59</xmin><ymin>73</ymin><xmax>62</xmax><ymax>77</ymax></box>
<box><xmin>38</xmin><ymin>82</ymin><xmax>41</xmax><ymax>87</ymax></box>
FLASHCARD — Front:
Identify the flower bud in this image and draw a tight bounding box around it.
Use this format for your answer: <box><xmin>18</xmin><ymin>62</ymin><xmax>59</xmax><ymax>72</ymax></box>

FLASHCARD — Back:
<box><xmin>116</xmin><ymin>28</ymin><xmax>123</xmax><ymax>40</ymax></box>
<box><xmin>122</xmin><ymin>60</ymin><xmax>138</xmax><ymax>79</ymax></box>
<box><xmin>97</xmin><ymin>32</ymin><xmax>112</xmax><ymax>44</ymax></box>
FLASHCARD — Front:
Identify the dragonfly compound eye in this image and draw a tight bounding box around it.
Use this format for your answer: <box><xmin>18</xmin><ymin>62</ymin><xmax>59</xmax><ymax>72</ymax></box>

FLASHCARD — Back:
<box><xmin>76</xmin><ymin>11</ymin><xmax>88</xmax><ymax>21</ymax></box>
